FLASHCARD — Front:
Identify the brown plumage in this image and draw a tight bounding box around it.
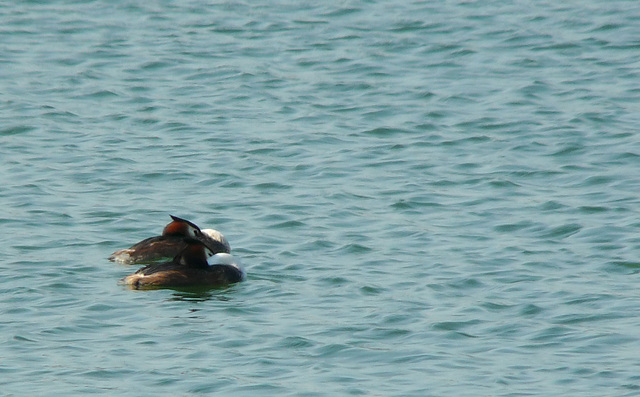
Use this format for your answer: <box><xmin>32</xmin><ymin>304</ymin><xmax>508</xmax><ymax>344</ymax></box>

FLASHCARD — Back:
<box><xmin>120</xmin><ymin>238</ymin><xmax>244</xmax><ymax>289</ymax></box>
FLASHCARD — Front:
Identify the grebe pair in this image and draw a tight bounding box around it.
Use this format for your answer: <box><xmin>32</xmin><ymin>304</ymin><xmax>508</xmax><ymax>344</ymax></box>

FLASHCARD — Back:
<box><xmin>110</xmin><ymin>215</ymin><xmax>244</xmax><ymax>289</ymax></box>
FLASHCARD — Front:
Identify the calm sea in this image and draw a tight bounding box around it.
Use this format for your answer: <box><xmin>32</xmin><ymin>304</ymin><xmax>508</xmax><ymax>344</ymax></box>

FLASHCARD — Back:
<box><xmin>2</xmin><ymin>1</ymin><xmax>640</xmax><ymax>395</ymax></box>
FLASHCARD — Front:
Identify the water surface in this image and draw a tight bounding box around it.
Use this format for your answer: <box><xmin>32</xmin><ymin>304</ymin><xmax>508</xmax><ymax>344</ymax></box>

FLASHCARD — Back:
<box><xmin>2</xmin><ymin>1</ymin><xmax>640</xmax><ymax>395</ymax></box>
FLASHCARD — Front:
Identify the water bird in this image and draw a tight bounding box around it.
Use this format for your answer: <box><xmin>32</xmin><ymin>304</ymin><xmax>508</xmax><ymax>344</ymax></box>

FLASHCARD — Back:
<box><xmin>109</xmin><ymin>215</ymin><xmax>230</xmax><ymax>264</ymax></box>
<box><xmin>120</xmin><ymin>238</ymin><xmax>244</xmax><ymax>289</ymax></box>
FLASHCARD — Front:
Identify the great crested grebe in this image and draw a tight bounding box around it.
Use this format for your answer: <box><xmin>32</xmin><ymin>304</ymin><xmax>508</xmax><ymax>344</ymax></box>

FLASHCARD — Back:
<box><xmin>109</xmin><ymin>215</ymin><xmax>230</xmax><ymax>264</ymax></box>
<box><xmin>120</xmin><ymin>238</ymin><xmax>244</xmax><ymax>289</ymax></box>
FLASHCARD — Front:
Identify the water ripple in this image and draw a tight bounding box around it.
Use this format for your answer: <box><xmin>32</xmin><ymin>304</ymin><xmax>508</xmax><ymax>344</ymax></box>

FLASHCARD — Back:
<box><xmin>2</xmin><ymin>0</ymin><xmax>640</xmax><ymax>396</ymax></box>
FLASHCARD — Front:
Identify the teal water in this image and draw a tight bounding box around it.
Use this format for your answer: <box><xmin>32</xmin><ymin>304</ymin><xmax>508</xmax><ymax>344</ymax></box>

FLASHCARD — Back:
<box><xmin>2</xmin><ymin>1</ymin><xmax>640</xmax><ymax>395</ymax></box>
